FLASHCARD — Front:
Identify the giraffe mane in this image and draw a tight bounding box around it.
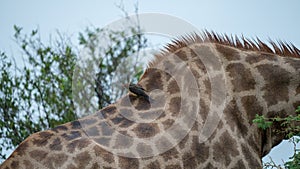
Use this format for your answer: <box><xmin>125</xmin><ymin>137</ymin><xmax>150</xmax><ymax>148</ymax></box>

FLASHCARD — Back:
<box><xmin>148</xmin><ymin>31</ymin><xmax>300</xmax><ymax>68</ymax></box>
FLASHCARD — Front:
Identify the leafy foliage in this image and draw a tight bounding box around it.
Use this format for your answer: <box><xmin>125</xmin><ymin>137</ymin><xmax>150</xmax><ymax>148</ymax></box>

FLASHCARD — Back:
<box><xmin>253</xmin><ymin>114</ymin><xmax>273</xmax><ymax>130</ymax></box>
<box><xmin>253</xmin><ymin>108</ymin><xmax>300</xmax><ymax>169</ymax></box>
<box><xmin>296</xmin><ymin>106</ymin><xmax>300</xmax><ymax>113</ymax></box>
<box><xmin>0</xmin><ymin>26</ymin><xmax>77</xmax><ymax>160</ymax></box>
<box><xmin>0</xmin><ymin>24</ymin><xmax>147</xmax><ymax>161</ymax></box>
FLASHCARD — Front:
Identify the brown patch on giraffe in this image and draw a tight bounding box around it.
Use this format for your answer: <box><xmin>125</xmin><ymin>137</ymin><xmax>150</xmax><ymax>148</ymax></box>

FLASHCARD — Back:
<box><xmin>136</xmin><ymin>143</ymin><xmax>153</xmax><ymax>157</ymax></box>
<box><xmin>13</xmin><ymin>140</ymin><xmax>29</xmax><ymax>156</ymax></box>
<box><xmin>146</xmin><ymin>160</ymin><xmax>160</xmax><ymax>169</ymax></box>
<box><xmin>49</xmin><ymin>138</ymin><xmax>62</xmax><ymax>151</ymax></box>
<box><xmin>70</xmin><ymin>120</ymin><xmax>81</xmax><ymax>129</ymax></box>
<box><xmin>226</xmin><ymin>63</ymin><xmax>256</xmax><ymax>92</ymax></box>
<box><xmin>94</xmin><ymin>137</ymin><xmax>110</xmax><ymax>147</ymax></box>
<box><xmin>61</xmin><ymin>131</ymin><xmax>82</xmax><ymax>141</ymax></box>
<box><xmin>133</xmin><ymin>123</ymin><xmax>159</xmax><ymax>138</ymax></box>
<box><xmin>119</xmin><ymin>118</ymin><xmax>135</xmax><ymax>128</ymax></box>
<box><xmin>113</xmin><ymin>134</ymin><xmax>134</xmax><ymax>149</ymax></box>
<box><xmin>66</xmin><ymin>164</ymin><xmax>76</xmax><ymax>169</ymax></box>
<box><xmin>146</xmin><ymin>160</ymin><xmax>161</xmax><ymax>169</ymax></box>
<box><xmin>66</xmin><ymin>138</ymin><xmax>91</xmax><ymax>153</ymax></box>
<box><xmin>165</xmin><ymin>164</ymin><xmax>182</xmax><ymax>169</ymax></box>
<box><xmin>38</xmin><ymin>131</ymin><xmax>54</xmax><ymax>138</ymax></box>
<box><xmin>232</xmin><ymin>159</ymin><xmax>246</xmax><ymax>169</ymax></box>
<box><xmin>215</xmin><ymin>43</ymin><xmax>240</xmax><ymax>61</ymax></box>
<box><xmin>191</xmin><ymin>120</ymin><xmax>199</xmax><ymax>131</ymax></box>
<box><xmin>98</xmin><ymin>121</ymin><xmax>114</xmax><ymax>136</ymax></box>
<box><xmin>203</xmin><ymin>163</ymin><xmax>217</xmax><ymax>169</ymax></box>
<box><xmin>164</xmin><ymin>72</ymin><xmax>173</xmax><ymax>83</ymax></box>
<box><xmin>241</xmin><ymin>144</ymin><xmax>261</xmax><ymax>167</ymax></box>
<box><xmin>168</xmin><ymin>79</ymin><xmax>180</xmax><ymax>94</ymax></box>
<box><xmin>144</xmin><ymin>69</ymin><xmax>163</xmax><ymax>91</ymax></box>
<box><xmin>10</xmin><ymin>160</ymin><xmax>19</xmax><ymax>168</ymax></box>
<box><xmin>85</xmin><ymin>126</ymin><xmax>100</xmax><ymax>137</ymax></box>
<box><xmin>111</xmin><ymin>114</ymin><xmax>125</xmax><ymax>125</ymax></box>
<box><xmin>183</xmin><ymin>152</ymin><xmax>197</xmax><ymax>169</ymax></box>
<box><xmin>212</xmin><ymin>131</ymin><xmax>239</xmax><ymax>167</ymax></box>
<box><xmin>118</xmin><ymin>130</ymin><xmax>128</xmax><ymax>136</ymax></box>
<box><xmin>118</xmin><ymin>156</ymin><xmax>139</xmax><ymax>169</ymax></box>
<box><xmin>178</xmin><ymin>134</ymin><xmax>189</xmax><ymax>149</ymax></box>
<box><xmin>161</xmin><ymin>147</ymin><xmax>179</xmax><ymax>161</ymax></box>
<box><xmin>91</xmin><ymin>163</ymin><xmax>100</xmax><ymax>169</ymax></box>
<box><xmin>162</xmin><ymin>119</ymin><xmax>175</xmax><ymax>130</ymax></box>
<box><xmin>203</xmin><ymin>78</ymin><xmax>211</xmax><ymax>100</ymax></box>
<box><xmin>294</xmin><ymin>101</ymin><xmax>300</xmax><ymax>110</ymax></box>
<box><xmin>256</xmin><ymin>64</ymin><xmax>290</xmax><ymax>106</ymax></box>
<box><xmin>188</xmin><ymin>47</ymin><xmax>199</xmax><ymax>57</ymax></box>
<box><xmin>93</xmin><ymin>145</ymin><xmax>114</xmax><ymax>163</ymax></box>
<box><xmin>29</xmin><ymin>150</ymin><xmax>48</xmax><ymax>161</ymax></box>
<box><xmin>192</xmin><ymin>136</ymin><xmax>209</xmax><ymax>162</ymax></box>
<box><xmin>23</xmin><ymin>160</ymin><xmax>33</xmax><ymax>169</ymax></box>
<box><xmin>103</xmin><ymin>167</ymin><xmax>113</xmax><ymax>169</ymax></box>
<box><xmin>245</xmin><ymin>53</ymin><xmax>277</xmax><ymax>64</ymax></box>
<box><xmin>168</xmin><ymin>97</ymin><xmax>181</xmax><ymax>116</ymax></box>
<box><xmin>216</xmin><ymin>120</ymin><xmax>224</xmax><ymax>130</ymax></box>
<box><xmin>267</xmin><ymin>110</ymin><xmax>288</xmax><ymax>120</ymax></box>
<box><xmin>191</xmin><ymin>67</ymin><xmax>201</xmax><ymax>79</ymax></box>
<box><xmin>199</xmin><ymin>99</ymin><xmax>209</xmax><ymax>123</ymax></box>
<box><xmin>73</xmin><ymin>152</ymin><xmax>91</xmax><ymax>168</ymax></box>
<box><xmin>224</xmin><ymin>100</ymin><xmax>248</xmax><ymax>136</ymax></box>
<box><xmin>296</xmin><ymin>84</ymin><xmax>300</xmax><ymax>94</ymax></box>
<box><xmin>51</xmin><ymin>125</ymin><xmax>68</xmax><ymax>132</ymax></box>
<box><xmin>100</xmin><ymin>106</ymin><xmax>117</xmax><ymax>118</ymax></box>
<box><xmin>43</xmin><ymin>153</ymin><xmax>68</xmax><ymax>169</ymax></box>
<box><xmin>241</xmin><ymin>95</ymin><xmax>263</xmax><ymax>124</ymax></box>
<box><xmin>194</xmin><ymin>57</ymin><xmax>207</xmax><ymax>74</ymax></box>
<box><xmin>130</xmin><ymin>95</ymin><xmax>151</xmax><ymax>110</ymax></box>
<box><xmin>31</xmin><ymin>131</ymin><xmax>54</xmax><ymax>147</ymax></box>
<box><xmin>156</xmin><ymin>111</ymin><xmax>166</xmax><ymax>120</ymax></box>
<box><xmin>174</xmin><ymin>49</ymin><xmax>189</xmax><ymax>61</ymax></box>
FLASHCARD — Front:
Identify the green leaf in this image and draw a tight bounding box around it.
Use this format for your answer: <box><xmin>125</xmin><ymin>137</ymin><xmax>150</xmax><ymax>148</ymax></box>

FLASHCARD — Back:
<box><xmin>296</xmin><ymin>106</ymin><xmax>300</xmax><ymax>113</ymax></box>
<box><xmin>253</xmin><ymin>114</ymin><xmax>273</xmax><ymax>130</ymax></box>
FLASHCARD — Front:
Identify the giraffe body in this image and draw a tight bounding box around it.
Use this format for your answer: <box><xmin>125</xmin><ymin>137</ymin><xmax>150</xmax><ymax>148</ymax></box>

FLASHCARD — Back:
<box><xmin>1</xmin><ymin>33</ymin><xmax>300</xmax><ymax>169</ymax></box>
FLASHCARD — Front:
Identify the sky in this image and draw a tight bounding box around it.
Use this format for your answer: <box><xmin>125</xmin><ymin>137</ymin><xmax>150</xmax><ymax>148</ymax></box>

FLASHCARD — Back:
<box><xmin>1</xmin><ymin>0</ymin><xmax>300</xmax><ymax>166</ymax></box>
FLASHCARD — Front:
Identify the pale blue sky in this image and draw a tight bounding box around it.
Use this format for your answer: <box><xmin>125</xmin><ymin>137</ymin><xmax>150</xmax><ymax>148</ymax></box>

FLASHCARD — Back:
<box><xmin>1</xmin><ymin>0</ymin><xmax>300</xmax><ymax>51</ymax></box>
<box><xmin>1</xmin><ymin>0</ymin><xmax>300</xmax><ymax>165</ymax></box>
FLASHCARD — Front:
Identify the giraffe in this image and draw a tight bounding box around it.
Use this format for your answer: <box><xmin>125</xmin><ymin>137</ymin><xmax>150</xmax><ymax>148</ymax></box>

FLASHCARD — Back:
<box><xmin>1</xmin><ymin>32</ymin><xmax>300</xmax><ymax>169</ymax></box>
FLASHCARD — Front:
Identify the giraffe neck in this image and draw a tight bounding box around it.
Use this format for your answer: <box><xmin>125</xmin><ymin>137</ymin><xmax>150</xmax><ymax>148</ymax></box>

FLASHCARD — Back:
<box><xmin>246</xmin><ymin>53</ymin><xmax>300</xmax><ymax>155</ymax></box>
<box><xmin>137</xmin><ymin>42</ymin><xmax>300</xmax><ymax>165</ymax></box>
<box><xmin>214</xmin><ymin>43</ymin><xmax>300</xmax><ymax>156</ymax></box>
